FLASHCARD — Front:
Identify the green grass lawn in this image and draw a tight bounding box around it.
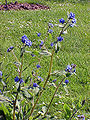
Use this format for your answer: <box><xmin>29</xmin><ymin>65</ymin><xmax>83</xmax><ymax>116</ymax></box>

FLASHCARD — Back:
<box><xmin>0</xmin><ymin>0</ymin><xmax>90</xmax><ymax>119</ymax></box>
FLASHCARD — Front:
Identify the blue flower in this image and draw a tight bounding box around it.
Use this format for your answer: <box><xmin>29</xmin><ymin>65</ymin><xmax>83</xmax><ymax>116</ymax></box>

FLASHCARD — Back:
<box><xmin>52</xmin><ymin>79</ymin><xmax>57</xmax><ymax>82</ymax></box>
<box><xmin>68</xmin><ymin>12</ymin><xmax>75</xmax><ymax>19</ymax></box>
<box><xmin>48</xmin><ymin>23</ymin><xmax>53</xmax><ymax>27</ymax></box>
<box><xmin>65</xmin><ymin>80</ymin><xmax>69</xmax><ymax>84</ymax></box>
<box><xmin>39</xmin><ymin>41</ymin><xmax>44</xmax><ymax>48</ymax></box>
<box><xmin>57</xmin><ymin>36</ymin><xmax>63</xmax><ymax>42</ymax></box>
<box><xmin>21</xmin><ymin>35</ymin><xmax>32</xmax><ymax>47</ymax></box>
<box><xmin>69</xmin><ymin>24</ymin><xmax>74</xmax><ymax>27</ymax></box>
<box><xmin>65</xmin><ymin>64</ymin><xmax>76</xmax><ymax>77</ymax></box>
<box><xmin>77</xmin><ymin>115</ymin><xmax>85</xmax><ymax>120</ymax></box>
<box><xmin>59</xmin><ymin>18</ymin><xmax>65</xmax><ymax>24</ymax></box>
<box><xmin>0</xmin><ymin>71</ymin><xmax>2</xmax><ymax>78</ymax></box>
<box><xmin>0</xmin><ymin>90</ymin><xmax>2</xmax><ymax>93</ymax></box>
<box><xmin>37</xmin><ymin>33</ymin><xmax>41</xmax><ymax>37</ymax></box>
<box><xmin>72</xmin><ymin>18</ymin><xmax>76</xmax><ymax>24</ymax></box>
<box><xmin>50</xmin><ymin>42</ymin><xmax>54</xmax><ymax>47</ymax></box>
<box><xmin>38</xmin><ymin>76</ymin><xmax>44</xmax><ymax>81</ymax></box>
<box><xmin>7</xmin><ymin>46</ymin><xmax>14</xmax><ymax>52</ymax></box>
<box><xmin>19</xmin><ymin>79</ymin><xmax>24</xmax><ymax>84</ymax></box>
<box><xmin>31</xmin><ymin>54</ymin><xmax>35</xmax><ymax>57</ymax></box>
<box><xmin>14</xmin><ymin>76</ymin><xmax>19</xmax><ymax>82</ymax></box>
<box><xmin>65</xmin><ymin>65</ymin><xmax>72</xmax><ymax>72</ymax></box>
<box><xmin>22</xmin><ymin>35</ymin><xmax>28</xmax><ymax>43</ymax></box>
<box><xmin>48</xmin><ymin>29</ymin><xmax>53</xmax><ymax>33</ymax></box>
<box><xmin>36</xmin><ymin>64</ymin><xmax>41</xmax><ymax>69</ymax></box>
<box><xmin>25</xmin><ymin>40</ymin><xmax>32</xmax><ymax>47</ymax></box>
<box><xmin>33</xmin><ymin>83</ymin><xmax>38</xmax><ymax>87</ymax></box>
<box><xmin>69</xmin><ymin>18</ymin><xmax>76</xmax><ymax>27</ymax></box>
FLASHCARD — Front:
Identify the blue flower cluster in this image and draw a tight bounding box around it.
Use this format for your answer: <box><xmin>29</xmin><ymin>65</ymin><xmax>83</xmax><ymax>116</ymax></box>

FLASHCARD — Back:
<box><xmin>37</xmin><ymin>33</ymin><xmax>41</xmax><ymax>37</ymax></box>
<box><xmin>68</xmin><ymin>12</ymin><xmax>76</xmax><ymax>27</ymax></box>
<box><xmin>52</xmin><ymin>79</ymin><xmax>57</xmax><ymax>82</ymax></box>
<box><xmin>65</xmin><ymin>64</ymin><xmax>76</xmax><ymax>76</ymax></box>
<box><xmin>7</xmin><ymin>46</ymin><xmax>14</xmax><ymax>52</ymax></box>
<box><xmin>39</xmin><ymin>41</ymin><xmax>44</xmax><ymax>48</ymax></box>
<box><xmin>48</xmin><ymin>23</ymin><xmax>53</xmax><ymax>28</ymax></box>
<box><xmin>50</xmin><ymin>42</ymin><xmax>54</xmax><ymax>47</ymax></box>
<box><xmin>22</xmin><ymin>35</ymin><xmax>32</xmax><ymax>47</ymax></box>
<box><xmin>38</xmin><ymin>76</ymin><xmax>44</xmax><ymax>81</ymax></box>
<box><xmin>65</xmin><ymin>80</ymin><xmax>69</xmax><ymax>84</ymax></box>
<box><xmin>36</xmin><ymin>64</ymin><xmax>41</xmax><ymax>69</ymax></box>
<box><xmin>68</xmin><ymin>12</ymin><xmax>75</xmax><ymax>19</ymax></box>
<box><xmin>59</xmin><ymin>18</ymin><xmax>65</xmax><ymax>24</ymax></box>
<box><xmin>14</xmin><ymin>76</ymin><xmax>23</xmax><ymax>84</ymax></box>
<box><xmin>48</xmin><ymin>29</ymin><xmax>53</xmax><ymax>33</ymax></box>
<box><xmin>33</xmin><ymin>83</ymin><xmax>38</xmax><ymax>87</ymax></box>
<box><xmin>57</xmin><ymin>36</ymin><xmax>63</xmax><ymax>42</ymax></box>
<box><xmin>77</xmin><ymin>115</ymin><xmax>85</xmax><ymax>120</ymax></box>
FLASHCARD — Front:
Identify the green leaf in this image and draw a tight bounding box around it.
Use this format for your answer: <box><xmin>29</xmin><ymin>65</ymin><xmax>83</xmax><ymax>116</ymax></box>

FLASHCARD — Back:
<box><xmin>21</xmin><ymin>89</ymin><xmax>33</xmax><ymax>99</ymax></box>
<box><xmin>33</xmin><ymin>50</ymin><xmax>39</xmax><ymax>56</ymax></box>
<box><xmin>39</xmin><ymin>50</ymin><xmax>51</xmax><ymax>56</ymax></box>
<box><xmin>42</xmin><ymin>106</ymin><xmax>47</xmax><ymax>114</ymax></box>
<box><xmin>0</xmin><ymin>103</ymin><xmax>9</xmax><ymax>115</ymax></box>
<box><xmin>48</xmin><ymin>33</ymin><xmax>52</xmax><ymax>40</ymax></box>
<box><xmin>51</xmin><ymin>70</ymin><xmax>66</xmax><ymax>76</ymax></box>
<box><xmin>63</xmin><ymin>103</ymin><xmax>71</xmax><ymax>119</ymax></box>
<box><xmin>32</xmin><ymin>87</ymin><xmax>40</xmax><ymax>95</ymax></box>
<box><xmin>0</xmin><ymin>95</ymin><xmax>12</xmax><ymax>104</ymax></box>
<box><xmin>55</xmin><ymin>42</ymin><xmax>61</xmax><ymax>53</ymax></box>
<box><xmin>29</xmin><ymin>116</ymin><xmax>33</xmax><ymax>120</ymax></box>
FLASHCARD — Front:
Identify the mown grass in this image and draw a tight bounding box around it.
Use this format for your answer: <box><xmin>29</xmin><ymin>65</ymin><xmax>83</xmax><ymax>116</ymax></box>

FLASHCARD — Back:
<box><xmin>0</xmin><ymin>0</ymin><xmax>90</xmax><ymax>119</ymax></box>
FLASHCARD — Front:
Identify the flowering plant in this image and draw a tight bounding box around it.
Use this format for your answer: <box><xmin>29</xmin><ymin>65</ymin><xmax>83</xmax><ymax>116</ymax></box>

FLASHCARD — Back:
<box><xmin>0</xmin><ymin>12</ymin><xmax>85</xmax><ymax>120</ymax></box>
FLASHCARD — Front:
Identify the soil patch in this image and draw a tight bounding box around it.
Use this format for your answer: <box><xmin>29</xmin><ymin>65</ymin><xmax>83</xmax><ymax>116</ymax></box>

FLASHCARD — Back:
<box><xmin>0</xmin><ymin>1</ymin><xmax>50</xmax><ymax>10</ymax></box>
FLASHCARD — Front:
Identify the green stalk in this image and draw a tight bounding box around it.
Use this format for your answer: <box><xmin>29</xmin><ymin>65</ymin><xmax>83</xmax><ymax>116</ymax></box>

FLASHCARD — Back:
<box><xmin>11</xmin><ymin>50</ymin><xmax>21</xmax><ymax>65</ymax></box>
<box><xmin>29</xmin><ymin>48</ymin><xmax>55</xmax><ymax>117</ymax></box>
<box><xmin>43</xmin><ymin>77</ymin><xmax>66</xmax><ymax>118</ymax></box>
<box><xmin>13</xmin><ymin>52</ymin><xmax>23</xmax><ymax>120</ymax></box>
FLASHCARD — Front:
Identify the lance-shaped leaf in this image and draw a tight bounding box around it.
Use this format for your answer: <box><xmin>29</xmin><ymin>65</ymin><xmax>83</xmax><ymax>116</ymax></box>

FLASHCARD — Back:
<box><xmin>54</xmin><ymin>24</ymin><xmax>64</xmax><ymax>28</ymax></box>
<box><xmin>51</xmin><ymin>70</ymin><xmax>66</xmax><ymax>76</ymax></box>
<box><xmin>63</xmin><ymin>103</ymin><xmax>71</xmax><ymax>120</ymax></box>
<box><xmin>39</xmin><ymin>50</ymin><xmax>52</xmax><ymax>56</ymax></box>
<box><xmin>0</xmin><ymin>95</ymin><xmax>12</xmax><ymax>104</ymax></box>
<box><xmin>55</xmin><ymin>42</ymin><xmax>61</xmax><ymax>53</ymax></box>
<box><xmin>21</xmin><ymin>89</ymin><xmax>33</xmax><ymax>100</ymax></box>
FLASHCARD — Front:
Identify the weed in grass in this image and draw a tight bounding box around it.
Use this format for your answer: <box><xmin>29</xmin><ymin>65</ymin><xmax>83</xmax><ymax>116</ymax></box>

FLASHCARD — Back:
<box><xmin>0</xmin><ymin>1</ymin><xmax>89</xmax><ymax>119</ymax></box>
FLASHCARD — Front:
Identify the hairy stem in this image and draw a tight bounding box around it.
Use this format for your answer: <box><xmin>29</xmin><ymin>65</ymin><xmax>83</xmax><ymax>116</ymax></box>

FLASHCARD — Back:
<box><xmin>12</xmin><ymin>51</ymin><xmax>21</xmax><ymax>65</ymax></box>
<box><xmin>13</xmin><ymin>53</ymin><xmax>23</xmax><ymax>120</ymax></box>
<box><xmin>29</xmin><ymin>48</ymin><xmax>55</xmax><ymax>117</ymax></box>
